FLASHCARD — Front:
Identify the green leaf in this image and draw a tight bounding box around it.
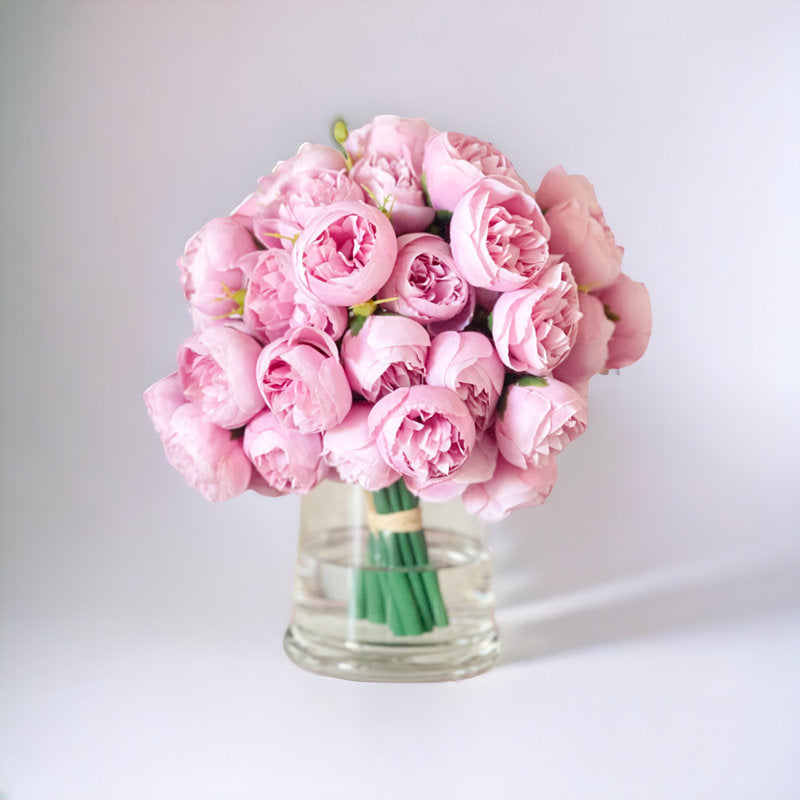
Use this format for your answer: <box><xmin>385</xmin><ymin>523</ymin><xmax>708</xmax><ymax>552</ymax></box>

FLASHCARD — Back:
<box><xmin>349</xmin><ymin>314</ymin><xmax>367</xmax><ymax>336</ymax></box>
<box><xmin>420</xmin><ymin>172</ymin><xmax>432</xmax><ymax>207</ymax></box>
<box><xmin>516</xmin><ymin>375</ymin><xmax>549</xmax><ymax>388</ymax></box>
<box><xmin>425</xmin><ymin>208</ymin><xmax>453</xmax><ymax>242</ymax></box>
<box><xmin>603</xmin><ymin>303</ymin><xmax>621</xmax><ymax>322</ymax></box>
<box><xmin>434</xmin><ymin>208</ymin><xmax>452</xmax><ymax>225</ymax></box>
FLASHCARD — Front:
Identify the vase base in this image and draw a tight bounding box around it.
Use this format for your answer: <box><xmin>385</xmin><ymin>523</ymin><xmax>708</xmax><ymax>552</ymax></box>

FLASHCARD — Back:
<box><xmin>283</xmin><ymin>623</ymin><xmax>502</xmax><ymax>683</ymax></box>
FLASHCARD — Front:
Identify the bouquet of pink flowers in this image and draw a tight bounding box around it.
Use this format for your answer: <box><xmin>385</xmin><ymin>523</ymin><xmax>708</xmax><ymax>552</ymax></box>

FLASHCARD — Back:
<box><xmin>144</xmin><ymin>115</ymin><xmax>651</xmax><ymax>637</ymax></box>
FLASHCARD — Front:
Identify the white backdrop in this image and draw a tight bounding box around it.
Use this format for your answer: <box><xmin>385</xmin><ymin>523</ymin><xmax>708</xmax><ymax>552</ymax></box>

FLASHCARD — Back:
<box><xmin>1</xmin><ymin>1</ymin><xmax>799</xmax><ymax>798</ymax></box>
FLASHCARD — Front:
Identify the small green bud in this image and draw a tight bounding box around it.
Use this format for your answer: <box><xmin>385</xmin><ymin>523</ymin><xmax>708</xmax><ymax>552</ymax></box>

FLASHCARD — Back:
<box><xmin>331</xmin><ymin>118</ymin><xmax>353</xmax><ymax>170</ymax></box>
<box><xmin>333</xmin><ymin>119</ymin><xmax>349</xmax><ymax>145</ymax></box>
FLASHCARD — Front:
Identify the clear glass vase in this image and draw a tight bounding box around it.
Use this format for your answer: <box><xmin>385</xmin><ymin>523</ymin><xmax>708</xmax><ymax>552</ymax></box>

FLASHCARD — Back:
<box><xmin>283</xmin><ymin>480</ymin><xmax>502</xmax><ymax>682</ymax></box>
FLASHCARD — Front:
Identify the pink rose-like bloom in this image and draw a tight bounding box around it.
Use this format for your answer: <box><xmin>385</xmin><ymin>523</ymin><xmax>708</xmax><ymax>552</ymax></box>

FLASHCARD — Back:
<box><xmin>378</xmin><ymin>233</ymin><xmax>470</xmax><ymax>324</ymax></box>
<box><xmin>553</xmin><ymin>292</ymin><xmax>615</xmax><ymax>388</ymax></box>
<box><xmin>289</xmin><ymin>297</ymin><xmax>348</xmax><ymax>341</ymax></box>
<box><xmin>495</xmin><ymin>379</ymin><xmax>588</xmax><ymax>469</ymax></box>
<box><xmin>143</xmin><ymin>372</ymin><xmax>186</xmax><ymax>439</ymax></box>
<box><xmin>368</xmin><ymin>385</ymin><xmax>476</xmax><ymax>485</ymax></box>
<box><xmin>293</xmin><ymin>201</ymin><xmax>397</xmax><ymax>306</ymax></box>
<box><xmin>240</xmin><ymin>249</ymin><xmax>297</xmax><ymax>343</ymax></box>
<box><xmin>426</xmin><ymin>331</ymin><xmax>505</xmax><ymax>434</ymax></box>
<box><xmin>346</xmin><ymin>115</ymin><xmax>437</xmax><ymax>235</ymax></box>
<box><xmin>244</xmin><ymin>409</ymin><xmax>324</xmax><ymax>495</ymax></box>
<box><xmin>251</xmin><ymin>144</ymin><xmax>364</xmax><ymax>248</ymax></box>
<box><xmin>426</xmin><ymin>287</ymin><xmax>476</xmax><ymax>336</ymax></box>
<box><xmin>340</xmin><ymin>315</ymin><xmax>429</xmax><ymax>403</ymax></box>
<box><xmin>545</xmin><ymin>199</ymin><xmax>622</xmax><ymax>290</ymax></box>
<box><xmin>462</xmin><ymin>456</ymin><xmax>558</xmax><ymax>523</ymax></box>
<box><xmin>408</xmin><ymin>433</ymin><xmax>498</xmax><ymax>501</ymax></box>
<box><xmin>492</xmin><ymin>260</ymin><xmax>582</xmax><ymax>375</ymax></box>
<box><xmin>240</xmin><ymin>247</ymin><xmax>347</xmax><ymax>341</ymax></box>
<box><xmin>535</xmin><ymin>165</ymin><xmax>603</xmax><ymax>218</ymax></box>
<box><xmin>423</xmin><ymin>131</ymin><xmax>523</xmax><ymax>212</ymax></box>
<box><xmin>323</xmin><ymin>404</ymin><xmax>401</xmax><ymax>491</ymax></box>
<box><xmin>256</xmin><ymin>326</ymin><xmax>352</xmax><ymax>434</ymax></box>
<box><xmin>595</xmin><ymin>273</ymin><xmax>652</xmax><ymax>369</ymax></box>
<box><xmin>177</xmin><ymin>325</ymin><xmax>265</xmax><ymax>429</ymax></box>
<box><xmin>178</xmin><ymin>217</ymin><xmax>258</xmax><ymax>322</ymax></box>
<box><xmin>537</xmin><ymin>166</ymin><xmax>622</xmax><ymax>290</ymax></box>
<box><xmin>143</xmin><ymin>389</ymin><xmax>252</xmax><ymax>502</ymax></box>
<box><xmin>450</xmin><ymin>177</ymin><xmax>550</xmax><ymax>291</ymax></box>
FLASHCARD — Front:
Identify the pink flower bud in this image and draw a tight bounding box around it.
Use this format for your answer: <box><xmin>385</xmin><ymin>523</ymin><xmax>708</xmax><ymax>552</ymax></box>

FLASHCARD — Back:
<box><xmin>491</xmin><ymin>260</ymin><xmax>582</xmax><ymax>375</ymax></box>
<box><xmin>323</xmin><ymin>404</ymin><xmax>401</xmax><ymax>491</ymax></box>
<box><xmin>450</xmin><ymin>177</ymin><xmax>550</xmax><ymax>291</ymax></box>
<box><xmin>340</xmin><ymin>315</ymin><xmax>429</xmax><ymax>403</ymax></box>
<box><xmin>177</xmin><ymin>325</ymin><xmax>265</xmax><ymax>429</ymax></box>
<box><xmin>462</xmin><ymin>456</ymin><xmax>557</xmax><ymax>523</ymax></box>
<box><xmin>256</xmin><ymin>326</ymin><xmax>352</xmax><ymax>434</ymax></box>
<box><xmin>244</xmin><ymin>409</ymin><xmax>325</xmax><ymax>495</ymax></box>
<box><xmin>379</xmin><ymin>233</ymin><xmax>470</xmax><ymax>324</ymax></box>
<box><xmin>293</xmin><ymin>201</ymin><xmax>397</xmax><ymax>306</ymax></box>
<box><xmin>495</xmin><ymin>379</ymin><xmax>588</xmax><ymax>469</ymax></box>
<box><xmin>368</xmin><ymin>385</ymin><xmax>476</xmax><ymax>485</ymax></box>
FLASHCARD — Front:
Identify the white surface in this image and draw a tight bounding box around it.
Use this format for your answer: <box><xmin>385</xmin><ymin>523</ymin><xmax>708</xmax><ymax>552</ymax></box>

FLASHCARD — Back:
<box><xmin>1</xmin><ymin>1</ymin><xmax>799</xmax><ymax>798</ymax></box>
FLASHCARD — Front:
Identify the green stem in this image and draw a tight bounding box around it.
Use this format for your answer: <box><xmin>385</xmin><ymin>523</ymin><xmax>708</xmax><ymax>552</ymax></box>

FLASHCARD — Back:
<box><xmin>365</xmin><ymin>534</ymin><xmax>386</xmax><ymax>624</ymax></box>
<box><xmin>351</xmin><ymin>479</ymin><xmax>450</xmax><ymax>635</ymax></box>
<box><xmin>397</xmin><ymin>480</ymin><xmax>449</xmax><ymax>628</ymax></box>
<box><xmin>397</xmin><ymin>532</ymin><xmax>434</xmax><ymax>631</ymax></box>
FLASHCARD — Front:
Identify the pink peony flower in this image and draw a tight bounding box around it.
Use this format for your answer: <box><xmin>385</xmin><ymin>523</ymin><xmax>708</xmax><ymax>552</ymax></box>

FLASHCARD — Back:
<box><xmin>368</xmin><ymin>385</ymin><xmax>476</xmax><ymax>485</ymax></box>
<box><xmin>553</xmin><ymin>292</ymin><xmax>615</xmax><ymax>387</ymax></box>
<box><xmin>293</xmin><ymin>201</ymin><xmax>397</xmax><ymax>306</ymax></box>
<box><xmin>244</xmin><ymin>409</ymin><xmax>325</xmax><ymax>495</ymax></box>
<box><xmin>256</xmin><ymin>326</ymin><xmax>352</xmax><ymax>434</ymax></box>
<box><xmin>491</xmin><ymin>260</ymin><xmax>582</xmax><ymax>375</ymax></box>
<box><xmin>378</xmin><ymin>233</ymin><xmax>470</xmax><ymax>324</ymax></box>
<box><xmin>251</xmin><ymin>143</ymin><xmax>364</xmax><ymax>248</ymax></box>
<box><xmin>239</xmin><ymin>247</ymin><xmax>347</xmax><ymax>342</ymax></box>
<box><xmin>425</xmin><ymin>287</ymin><xmax>476</xmax><ymax>336</ymax></box>
<box><xmin>462</xmin><ymin>455</ymin><xmax>558</xmax><ymax>523</ymax></box>
<box><xmin>423</xmin><ymin>131</ymin><xmax>523</xmax><ymax>212</ymax></box>
<box><xmin>545</xmin><ymin>200</ymin><xmax>622</xmax><ymax>290</ymax></box>
<box><xmin>240</xmin><ymin>249</ymin><xmax>297</xmax><ymax>342</ymax></box>
<box><xmin>450</xmin><ymin>177</ymin><xmax>550</xmax><ymax>291</ymax></box>
<box><xmin>143</xmin><ymin>392</ymin><xmax>252</xmax><ymax>502</ymax></box>
<box><xmin>346</xmin><ymin>115</ymin><xmax>437</xmax><ymax>235</ymax></box>
<box><xmin>289</xmin><ymin>297</ymin><xmax>348</xmax><ymax>341</ymax></box>
<box><xmin>425</xmin><ymin>331</ymin><xmax>505</xmax><ymax>434</ymax></box>
<box><xmin>177</xmin><ymin>325</ymin><xmax>265</xmax><ymax>429</ymax></box>
<box><xmin>407</xmin><ymin>433</ymin><xmax>498</xmax><ymax>501</ymax></box>
<box><xmin>495</xmin><ymin>379</ymin><xmax>588</xmax><ymax>469</ymax></box>
<box><xmin>595</xmin><ymin>273</ymin><xmax>652</xmax><ymax>370</ymax></box>
<box><xmin>177</xmin><ymin>217</ymin><xmax>259</xmax><ymax>322</ymax></box>
<box><xmin>322</xmin><ymin>403</ymin><xmax>401</xmax><ymax>491</ymax></box>
<box><xmin>340</xmin><ymin>315</ymin><xmax>429</xmax><ymax>403</ymax></box>
<box><xmin>535</xmin><ymin>165</ymin><xmax>603</xmax><ymax>218</ymax></box>
<box><xmin>142</xmin><ymin>372</ymin><xmax>186</xmax><ymax>439</ymax></box>
<box><xmin>537</xmin><ymin>166</ymin><xmax>622</xmax><ymax>290</ymax></box>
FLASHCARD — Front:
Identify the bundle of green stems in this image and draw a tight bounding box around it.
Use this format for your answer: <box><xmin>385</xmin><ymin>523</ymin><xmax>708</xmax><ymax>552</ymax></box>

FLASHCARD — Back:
<box><xmin>351</xmin><ymin>479</ymin><xmax>448</xmax><ymax>636</ymax></box>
